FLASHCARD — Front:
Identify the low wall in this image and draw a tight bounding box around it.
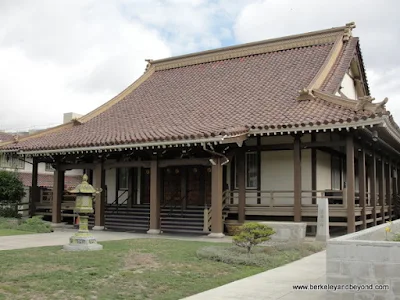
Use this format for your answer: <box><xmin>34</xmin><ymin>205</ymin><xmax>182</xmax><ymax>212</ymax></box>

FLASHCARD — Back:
<box><xmin>257</xmin><ymin>221</ymin><xmax>307</xmax><ymax>243</ymax></box>
<box><xmin>326</xmin><ymin>220</ymin><xmax>400</xmax><ymax>299</ymax></box>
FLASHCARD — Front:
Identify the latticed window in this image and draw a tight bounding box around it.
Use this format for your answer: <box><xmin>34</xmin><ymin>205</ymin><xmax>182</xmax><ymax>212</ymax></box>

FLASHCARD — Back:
<box><xmin>234</xmin><ymin>152</ymin><xmax>259</xmax><ymax>189</ymax></box>
<box><xmin>0</xmin><ymin>154</ymin><xmax>24</xmax><ymax>169</ymax></box>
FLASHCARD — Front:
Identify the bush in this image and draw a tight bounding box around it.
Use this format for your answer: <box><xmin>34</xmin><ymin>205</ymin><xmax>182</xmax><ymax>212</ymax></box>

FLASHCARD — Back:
<box><xmin>0</xmin><ymin>170</ymin><xmax>25</xmax><ymax>205</ymax></box>
<box><xmin>17</xmin><ymin>216</ymin><xmax>53</xmax><ymax>233</ymax></box>
<box><xmin>196</xmin><ymin>242</ymin><xmax>325</xmax><ymax>267</ymax></box>
<box><xmin>232</xmin><ymin>222</ymin><xmax>275</xmax><ymax>254</ymax></box>
<box><xmin>0</xmin><ymin>206</ymin><xmax>21</xmax><ymax>218</ymax></box>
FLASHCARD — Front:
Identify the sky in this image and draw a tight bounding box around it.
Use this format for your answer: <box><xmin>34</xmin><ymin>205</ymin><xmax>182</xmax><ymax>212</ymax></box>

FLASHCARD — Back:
<box><xmin>0</xmin><ymin>0</ymin><xmax>399</xmax><ymax>132</ymax></box>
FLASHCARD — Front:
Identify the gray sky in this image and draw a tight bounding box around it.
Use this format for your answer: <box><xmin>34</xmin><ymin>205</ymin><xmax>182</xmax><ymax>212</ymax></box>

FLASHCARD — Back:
<box><xmin>0</xmin><ymin>0</ymin><xmax>399</xmax><ymax>131</ymax></box>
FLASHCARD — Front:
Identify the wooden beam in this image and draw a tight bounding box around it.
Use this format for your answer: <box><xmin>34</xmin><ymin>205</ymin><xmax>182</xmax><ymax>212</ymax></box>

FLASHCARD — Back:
<box><xmin>378</xmin><ymin>158</ymin><xmax>385</xmax><ymax>224</ymax></box>
<box><xmin>147</xmin><ymin>160</ymin><xmax>161</xmax><ymax>234</ymax></box>
<box><xmin>104</xmin><ymin>161</ymin><xmax>151</xmax><ymax>169</ymax></box>
<box><xmin>293</xmin><ymin>135</ymin><xmax>302</xmax><ymax>222</ymax></box>
<box><xmin>159</xmin><ymin>158</ymin><xmax>211</xmax><ymax>168</ymax></box>
<box><xmin>311</xmin><ymin>133</ymin><xmax>317</xmax><ymax>204</ymax></box>
<box><xmin>346</xmin><ymin>135</ymin><xmax>355</xmax><ymax>233</ymax></box>
<box><xmin>127</xmin><ymin>168</ymin><xmax>134</xmax><ymax>208</ymax></box>
<box><xmin>52</xmin><ymin>166</ymin><xmax>64</xmax><ymax>224</ymax></box>
<box><xmin>59</xmin><ymin>163</ymin><xmax>96</xmax><ymax>171</ymax></box>
<box><xmin>386</xmin><ymin>161</ymin><xmax>392</xmax><ymax>221</ymax></box>
<box><xmin>209</xmin><ymin>157</ymin><xmax>224</xmax><ymax>237</ymax></box>
<box><xmin>369</xmin><ymin>151</ymin><xmax>377</xmax><ymax>226</ymax></box>
<box><xmin>237</xmin><ymin>149</ymin><xmax>246</xmax><ymax>224</ymax></box>
<box><xmin>94</xmin><ymin>162</ymin><xmax>105</xmax><ymax>228</ymax></box>
<box><xmin>358</xmin><ymin>147</ymin><xmax>367</xmax><ymax>229</ymax></box>
<box><xmin>30</xmin><ymin>158</ymin><xmax>39</xmax><ymax>216</ymax></box>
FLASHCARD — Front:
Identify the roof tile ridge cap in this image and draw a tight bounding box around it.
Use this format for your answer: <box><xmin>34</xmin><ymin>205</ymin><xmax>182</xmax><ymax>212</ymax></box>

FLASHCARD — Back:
<box><xmin>306</xmin><ymin>25</ymin><xmax>355</xmax><ymax>92</ymax></box>
<box><xmin>153</xmin><ymin>24</ymin><xmax>354</xmax><ymax>71</ymax></box>
<box><xmin>78</xmin><ymin>65</ymin><xmax>156</xmax><ymax>124</ymax></box>
<box><xmin>313</xmin><ymin>90</ymin><xmax>358</xmax><ymax>109</ymax></box>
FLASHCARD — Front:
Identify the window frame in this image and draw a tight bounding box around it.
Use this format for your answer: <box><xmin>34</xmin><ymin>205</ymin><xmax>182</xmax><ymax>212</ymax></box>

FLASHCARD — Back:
<box><xmin>117</xmin><ymin>168</ymin><xmax>129</xmax><ymax>190</ymax></box>
<box><xmin>234</xmin><ymin>151</ymin><xmax>259</xmax><ymax>190</ymax></box>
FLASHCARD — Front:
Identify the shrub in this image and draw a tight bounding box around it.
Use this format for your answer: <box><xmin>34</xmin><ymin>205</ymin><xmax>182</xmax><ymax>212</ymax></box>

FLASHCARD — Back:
<box><xmin>392</xmin><ymin>233</ymin><xmax>400</xmax><ymax>242</ymax></box>
<box><xmin>232</xmin><ymin>222</ymin><xmax>275</xmax><ymax>254</ymax></box>
<box><xmin>17</xmin><ymin>216</ymin><xmax>53</xmax><ymax>233</ymax></box>
<box><xmin>0</xmin><ymin>170</ymin><xmax>25</xmax><ymax>205</ymax></box>
<box><xmin>0</xmin><ymin>206</ymin><xmax>21</xmax><ymax>218</ymax></box>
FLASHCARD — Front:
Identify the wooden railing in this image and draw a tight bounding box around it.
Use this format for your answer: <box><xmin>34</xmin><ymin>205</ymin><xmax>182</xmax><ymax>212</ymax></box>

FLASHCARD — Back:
<box><xmin>203</xmin><ymin>190</ymin><xmax>230</xmax><ymax>232</ymax></box>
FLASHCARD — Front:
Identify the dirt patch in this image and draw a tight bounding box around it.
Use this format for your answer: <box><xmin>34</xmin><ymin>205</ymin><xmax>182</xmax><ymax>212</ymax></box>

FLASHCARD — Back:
<box><xmin>123</xmin><ymin>250</ymin><xmax>160</xmax><ymax>271</ymax></box>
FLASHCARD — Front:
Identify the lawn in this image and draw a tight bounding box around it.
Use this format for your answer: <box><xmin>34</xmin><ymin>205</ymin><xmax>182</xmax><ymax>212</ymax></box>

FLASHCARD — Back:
<box><xmin>0</xmin><ymin>229</ymin><xmax>34</xmax><ymax>236</ymax></box>
<box><xmin>0</xmin><ymin>239</ymin><xmax>323</xmax><ymax>300</ymax></box>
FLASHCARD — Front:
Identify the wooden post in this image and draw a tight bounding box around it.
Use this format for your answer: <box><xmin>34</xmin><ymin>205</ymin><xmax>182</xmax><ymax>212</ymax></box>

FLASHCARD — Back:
<box><xmin>30</xmin><ymin>158</ymin><xmax>39</xmax><ymax>216</ymax></box>
<box><xmin>392</xmin><ymin>166</ymin><xmax>398</xmax><ymax>221</ymax></box>
<box><xmin>147</xmin><ymin>160</ymin><xmax>161</xmax><ymax>234</ymax></box>
<box><xmin>127</xmin><ymin>168</ymin><xmax>134</xmax><ymax>208</ymax></box>
<box><xmin>358</xmin><ymin>148</ymin><xmax>367</xmax><ymax>229</ymax></box>
<box><xmin>311</xmin><ymin>133</ymin><xmax>317</xmax><ymax>204</ymax></box>
<box><xmin>181</xmin><ymin>167</ymin><xmax>187</xmax><ymax>209</ymax></box>
<box><xmin>378</xmin><ymin>158</ymin><xmax>385</xmax><ymax>224</ymax></box>
<box><xmin>52</xmin><ymin>166</ymin><xmax>64</xmax><ymax>224</ymax></box>
<box><xmin>346</xmin><ymin>135</ymin><xmax>355</xmax><ymax>233</ymax></box>
<box><xmin>209</xmin><ymin>157</ymin><xmax>224</xmax><ymax>237</ymax></box>
<box><xmin>237</xmin><ymin>149</ymin><xmax>246</xmax><ymax>224</ymax></box>
<box><xmin>369</xmin><ymin>152</ymin><xmax>377</xmax><ymax>226</ymax></box>
<box><xmin>293</xmin><ymin>135</ymin><xmax>302</xmax><ymax>222</ymax></box>
<box><xmin>386</xmin><ymin>162</ymin><xmax>392</xmax><ymax>222</ymax></box>
<box><xmin>94</xmin><ymin>163</ymin><xmax>105</xmax><ymax>230</ymax></box>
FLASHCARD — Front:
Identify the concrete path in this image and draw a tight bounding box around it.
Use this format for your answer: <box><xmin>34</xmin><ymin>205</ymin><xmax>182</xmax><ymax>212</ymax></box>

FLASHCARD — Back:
<box><xmin>0</xmin><ymin>228</ymin><xmax>233</xmax><ymax>251</ymax></box>
<box><xmin>183</xmin><ymin>250</ymin><xmax>326</xmax><ymax>300</ymax></box>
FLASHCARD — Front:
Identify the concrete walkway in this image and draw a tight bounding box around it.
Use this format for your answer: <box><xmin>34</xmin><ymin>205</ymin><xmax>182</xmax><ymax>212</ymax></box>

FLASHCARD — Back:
<box><xmin>0</xmin><ymin>228</ymin><xmax>233</xmax><ymax>251</ymax></box>
<box><xmin>183</xmin><ymin>251</ymin><xmax>326</xmax><ymax>300</ymax></box>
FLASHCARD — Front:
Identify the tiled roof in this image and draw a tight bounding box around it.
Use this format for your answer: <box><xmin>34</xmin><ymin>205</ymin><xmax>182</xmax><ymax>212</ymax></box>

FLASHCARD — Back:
<box><xmin>17</xmin><ymin>172</ymin><xmax>81</xmax><ymax>189</ymax></box>
<box><xmin>0</xmin><ymin>25</ymin><xmax>387</xmax><ymax>153</ymax></box>
<box><xmin>0</xmin><ymin>132</ymin><xmax>13</xmax><ymax>143</ymax></box>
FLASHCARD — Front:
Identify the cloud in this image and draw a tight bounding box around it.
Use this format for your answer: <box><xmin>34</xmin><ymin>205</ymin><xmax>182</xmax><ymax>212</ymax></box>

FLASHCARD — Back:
<box><xmin>233</xmin><ymin>0</ymin><xmax>400</xmax><ymax>121</ymax></box>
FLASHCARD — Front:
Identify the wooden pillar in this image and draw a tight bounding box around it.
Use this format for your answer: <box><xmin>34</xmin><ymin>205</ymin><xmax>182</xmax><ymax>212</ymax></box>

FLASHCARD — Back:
<box><xmin>52</xmin><ymin>166</ymin><xmax>64</xmax><ymax>224</ymax></box>
<box><xmin>293</xmin><ymin>135</ymin><xmax>302</xmax><ymax>222</ymax></box>
<box><xmin>346</xmin><ymin>135</ymin><xmax>355</xmax><ymax>233</ymax></box>
<box><xmin>311</xmin><ymin>133</ymin><xmax>317</xmax><ymax>204</ymax></box>
<box><xmin>30</xmin><ymin>158</ymin><xmax>39</xmax><ymax>216</ymax></box>
<box><xmin>199</xmin><ymin>167</ymin><xmax>205</xmax><ymax>206</ymax></box>
<box><xmin>358</xmin><ymin>148</ymin><xmax>367</xmax><ymax>229</ymax></box>
<box><xmin>369</xmin><ymin>152</ymin><xmax>377</xmax><ymax>226</ymax></box>
<box><xmin>127</xmin><ymin>168</ymin><xmax>134</xmax><ymax>208</ymax></box>
<box><xmin>94</xmin><ymin>163</ymin><xmax>105</xmax><ymax>229</ymax></box>
<box><xmin>378</xmin><ymin>158</ymin><xmax>385</xmax><ymax>224</ymax></box>
<box><xmin>386</xmin><ymin>162</ymin><xmax>392</xmax><ymax>221</ymax></box>
<box><xmin>147</xmin><ymin>160</ymin><xmax>161</xmax><ymax>234</ymax></box>
<box><xmin>256</xmin><ymin>136</ymin><xmax>261</xmax><ymax>204</ymax></box>
<box><xmin>209</xmin><ymin>157</ymin><xmax>224</xmax><ymax>237</ymax></box>
<box><xmin>181</xmin><ymin>167</ymin><xmax>187</xmax><ymax>209</ymax></box>
<box><xmin>392</xmin><ymin>166</ymin><xmax>398</xmax><ymax>220</ymax></box>
<box><xmin>237</xmin><ymin>149</ymin><xmax>246</xmax><ymax>224</ymax></box>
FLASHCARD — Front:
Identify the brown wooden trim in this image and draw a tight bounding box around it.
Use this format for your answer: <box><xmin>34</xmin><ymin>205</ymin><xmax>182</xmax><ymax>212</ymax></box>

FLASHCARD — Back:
<box><xmin>293</xmin><ymin>135</ymin><xmax>302</xmax><ymax>222</ymax></box>
<box><xmin>378</xmin><ymin>158</ymin><xmax>385</xmax><ymax>224</ymax></box>
<box><xmin>257</xmin><ymin>136</ymin><xmax>262</xmax><ymax>204</ymax></box>
<box><xmin>149</xmin><ymin>160</ymin><xmax>161</xmax><ymax>230</ymax></box>
<box><xmin>369</xmin><ymin>151</ymin><xmax>377</xmax><ymax>226</ymax></box>
<box><xmin>311</xmin><ymin>133</ymin><xmax>317</xmax><ymax>204</ymax></box>
<box><xmin>346</xmin><ymin>135</ymin><xmax>355</xmax><ymax>233</ymax></box>
<box><xmin>358</xmin><ymin>147</ymin><xmax>367</xmax><ymax>229</ymax></box>
<box><xmin>211</xmin><ymin>157</ymin><xmax>224</xmax><ymax>234</ymax></box>
<box><xmin>52</xmin><ymin>166</ymin><xmax>64</xmax><ymax>224</ymax></box>
<box><xmin>59</xmin><ymin>163</ymin><xmax>96</xmax><ymax>171</ymax></box>
<box><xmin>386</xmin><ymin>161</ymin><xmax>392</xmax><ymax>221</ymax></box>
<box><xmin>159</xmin><ymin>158</ymin><xmax>211</xmax><ymax>168</ymax></box>
<box><xmin>94</xmin><ymin>163</ymin><xmax>105</xmax><ymax>227</ymax></box>
<box><xmin>30</xmin><ymin>158</ymin><xmax>39</xmax><ymax>216</ymax></box>
<box><xmin>105</xmin><ymin>161</ymin><xmax>151</xmax><ymax>169</ymax></box>
<box><xmin>237</xmin><ymin>148</ymin><xmax>246</xmax><ymax>223</ymax></box>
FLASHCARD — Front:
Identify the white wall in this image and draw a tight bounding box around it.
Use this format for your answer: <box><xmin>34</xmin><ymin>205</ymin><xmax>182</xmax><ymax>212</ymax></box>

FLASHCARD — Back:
<box><xmin>316</xmin><ymin>150</ymin><xmax>332</xmax><ymax>191</ymax></box>
<box><xmin>105</xmin><ymin>168</ymin><xmax>117</xmax><ymax>204</ymax></box>
<box><xmin>340</xmin><ymin>71</ymin><xmax>357</xmax><ymax>99</ymax></box>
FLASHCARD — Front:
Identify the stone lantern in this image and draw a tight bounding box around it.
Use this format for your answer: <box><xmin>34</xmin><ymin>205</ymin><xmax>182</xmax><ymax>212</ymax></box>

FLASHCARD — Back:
<box><xmin>63</xmin><ymin>174</ymin><xmax>103</xmax><ymax>251</ymax></box>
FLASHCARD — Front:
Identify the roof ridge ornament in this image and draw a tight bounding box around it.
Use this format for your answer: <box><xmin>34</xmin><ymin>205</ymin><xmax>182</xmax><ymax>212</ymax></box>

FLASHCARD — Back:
<box><xmin>343</xmin><ymin>22</ymin><xmax>356</xmax><ymax>41</ymax></box>
<box><xmin>297</xmin><ymin>88</ymin><xmax>315</xmax><ymax>101</ymax></box>
<box><xmin>145</xmin><ymin>59</ymin><xmax>153</xmax><ymax>72</ymax></box>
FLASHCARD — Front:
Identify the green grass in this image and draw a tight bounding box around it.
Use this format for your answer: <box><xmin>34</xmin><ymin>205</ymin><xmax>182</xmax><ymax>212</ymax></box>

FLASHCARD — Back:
<box><xmin>0</xmin><ymin>239</ymin><xmax>323</xmax><ymax>300</ymax></box>
<box><xmin>0</xmin><ymin>229</ymin><xmax>34</xmax><ymax>236</ymax></box>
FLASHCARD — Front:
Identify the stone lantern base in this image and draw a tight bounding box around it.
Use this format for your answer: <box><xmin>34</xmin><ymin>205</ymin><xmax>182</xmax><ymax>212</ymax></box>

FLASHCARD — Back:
<box><xmin>63</xmin><ymin>215</ymin><xmax>103</xmax><ymax>251</ymax></box>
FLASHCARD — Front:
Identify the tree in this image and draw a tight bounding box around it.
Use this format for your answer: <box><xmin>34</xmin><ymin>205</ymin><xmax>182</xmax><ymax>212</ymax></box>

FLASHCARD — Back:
<box><xmin>233</xmin><ymin>222</ymin><xmax>275</xmax><ymax>254</ymax></box>
<box><xmin>0</xmin><ymin>170</ymin><xmax>25</xmax><ymax>203</ymax></box>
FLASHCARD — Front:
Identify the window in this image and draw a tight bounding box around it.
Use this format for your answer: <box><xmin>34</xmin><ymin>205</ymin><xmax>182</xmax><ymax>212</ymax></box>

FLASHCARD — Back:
<box><xmin>234</xmin><ymin>152</ymin><xmax>259</xmax><ymax>189</ymax></box>
<box><xmin>45</xmin><ymin>163</ymin><xmax>54</xmax><ymax>172</ymax></box>
<box><xmin>0</xmin><ymin>154</ymin><xmax>24</xmax><ymax>169</ymax></box>
<box><xmin>118</xmin><ymin>168</ymin><xmax>129</xmax><ymax>190</ymax></box>
<box><xmin>331</xmin><ymin>155</ymin><xmax>342</xmax><ymax>190</ymax></box>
